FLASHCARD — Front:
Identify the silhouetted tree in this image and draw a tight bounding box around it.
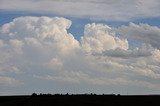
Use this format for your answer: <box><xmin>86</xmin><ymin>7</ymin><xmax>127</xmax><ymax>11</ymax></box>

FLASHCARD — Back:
<box><xmin>31</xmin><ymin>93</ymin><xmax>37</xmax><ymax>96</ymax></box>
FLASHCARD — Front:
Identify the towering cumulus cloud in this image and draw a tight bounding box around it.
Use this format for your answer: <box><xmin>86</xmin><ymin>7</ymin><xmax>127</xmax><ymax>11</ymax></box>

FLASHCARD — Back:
<box><xmin>81</xmin><ymin>23</ymin><xmax>128</xmax><ymax>53</ymax></box>
<box><xmin>0</xmin><ymin>16</ymin><xmax>160</xmax><ymax>94</ymax></box>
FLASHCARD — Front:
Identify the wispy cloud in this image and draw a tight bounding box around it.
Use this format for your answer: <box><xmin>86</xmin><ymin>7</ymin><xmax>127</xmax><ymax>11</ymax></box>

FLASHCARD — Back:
<box><xmin>0</xmin><ymin>0</ymin><xmax>160</xmax><ymax>21</ymax></box>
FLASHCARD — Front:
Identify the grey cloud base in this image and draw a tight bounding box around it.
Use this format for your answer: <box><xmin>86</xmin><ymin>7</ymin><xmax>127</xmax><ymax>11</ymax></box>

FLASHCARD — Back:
<box><xmin>0</xmin><ymin>16</ymin><xmax>160</xmax><ymax>95</ymax></box>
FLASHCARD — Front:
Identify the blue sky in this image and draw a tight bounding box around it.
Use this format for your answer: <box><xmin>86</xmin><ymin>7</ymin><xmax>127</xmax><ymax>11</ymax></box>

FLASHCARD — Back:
<box><xmin>1</xmin><ymin>0</ymin><xmax>160</xmax><ymax>95</ymax></box>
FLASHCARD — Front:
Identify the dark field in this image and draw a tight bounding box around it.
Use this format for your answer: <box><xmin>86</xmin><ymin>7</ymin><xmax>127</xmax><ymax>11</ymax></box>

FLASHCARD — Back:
<box><xmin>0</xmin><ymin>94</ymin><xmax>159</xmax><ymax>106</ymax></box>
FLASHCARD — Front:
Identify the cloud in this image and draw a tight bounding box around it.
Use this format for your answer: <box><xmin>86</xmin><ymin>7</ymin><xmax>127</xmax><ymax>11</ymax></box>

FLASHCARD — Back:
<box><xmin>102</xmin><ymin>44</ymin><xmax>153</xmax><ymax>59</ymax></box>
<box><xmin>0</xmin><ymin>0</ymin><xmax>160</xmax><ymax>21</ymax></box>
<box><xmin>0</xmin><ymin>16</ymin><xmax>80</xmax><ymax>88</ymax></box>
<box><xmin>81</xmin><ymin>23</ymin><xmax>128</xmax><ymax>53</ymax></box>
<box><xmin>115</xmin><ymin>22</ymin><xmax>160</xmax><ymax>49</ymax></box>
<box><xmin>0</xmin><ymin>76</ymin><xmax>20</xmax><ymax>86</ymax></box>
<box><xmin>0</xmin><ymin>16</ymin><xmax>160</xmax><ymax>94</ymax></box>
<box><xmin>35</xmin><ymin>70</ymin><xmax>160</xmax><ymax>90</ymax></box>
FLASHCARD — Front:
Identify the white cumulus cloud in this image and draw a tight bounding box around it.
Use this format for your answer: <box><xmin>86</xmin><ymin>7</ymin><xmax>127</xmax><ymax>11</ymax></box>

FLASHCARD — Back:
<box><xmin>81</xmin><ymin>23</ymin><xmax>128</xmax><ymax>53</ymax></box>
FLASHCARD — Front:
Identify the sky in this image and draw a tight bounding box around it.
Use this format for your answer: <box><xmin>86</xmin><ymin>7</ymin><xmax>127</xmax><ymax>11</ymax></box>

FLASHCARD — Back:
<box><xmin>0</xmin><ymin>0</ymin><xmax>160</xmax><ymax>95</ymax></box>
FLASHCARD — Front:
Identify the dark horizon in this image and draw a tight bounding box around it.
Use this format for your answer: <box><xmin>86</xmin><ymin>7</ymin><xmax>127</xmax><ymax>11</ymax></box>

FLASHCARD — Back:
<box><xmin>0</xmin><ymin>93</ymin><xmax>160</xmax><ymax>106</ymax></box>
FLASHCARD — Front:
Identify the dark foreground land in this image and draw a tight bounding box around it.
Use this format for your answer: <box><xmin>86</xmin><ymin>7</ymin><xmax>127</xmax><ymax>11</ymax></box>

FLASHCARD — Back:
<box><xmin>0</xmin><ymin>94</ymin><xmax>160</xmax><ymax>106</ymax></box>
